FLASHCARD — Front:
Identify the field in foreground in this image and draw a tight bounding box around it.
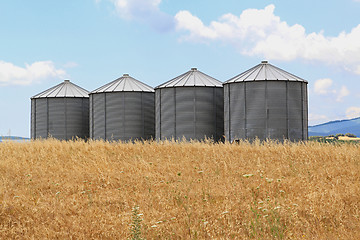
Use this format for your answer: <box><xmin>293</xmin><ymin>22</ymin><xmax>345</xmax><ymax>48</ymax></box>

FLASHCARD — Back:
<box><xmin>0</xmin><ymin>140</ymin><xmax>359</xmax><ymax>239</ymax></box>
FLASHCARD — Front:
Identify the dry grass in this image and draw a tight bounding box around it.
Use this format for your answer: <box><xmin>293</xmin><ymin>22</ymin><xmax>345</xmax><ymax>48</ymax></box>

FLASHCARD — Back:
<box><xmin>0</xmin><ymin>139</ymin><xmax>359</xmax><ymax>239</ymax></box>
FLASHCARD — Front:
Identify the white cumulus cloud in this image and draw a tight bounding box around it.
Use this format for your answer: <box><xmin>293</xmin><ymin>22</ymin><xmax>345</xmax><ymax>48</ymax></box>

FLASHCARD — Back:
<box><xmin>102</xmin><ymin>2</ymin><xmax>360</xmax><ymax>74</ymax></box>
<box><xmin>109</xmin><ymin>0</ymin><xmax>175</xmax><ymax>32</ymax></box>
<box><xmin>336</xmin><ymin>86</ymin><xmax>350</xmax><ymax>102</ymax></box>
<box><xmin>175</xmin><ymin>10</ymin><xmax>218</xmax><ymax>41</ymax></box>
<box><xmin>346</xmin><ymin>107</ymin><xmax>360</xmax><ymax>119</ymax></box>
<box><xmin>313</xmin><ymin>78</ymin><xmax>350</xmax><ymax>102</ymax></box>
<box><xmin>309</xmin><ymin>113</ymin><xmax>329</xmax><ymax>123</ymax></box>
<box><xmin>175</xmin><ymin>4</ymin><xmax>360</xmax><ymax>75</ymax></box>
<box><xmin>314</xmin><ymin>78</ymin><xmax>333</xmax><ymax>95</ymax></box>
<box><xmin>0</xmin><ymin>60</ymin><xmax>66</xmax><ymax>86</ymax></box>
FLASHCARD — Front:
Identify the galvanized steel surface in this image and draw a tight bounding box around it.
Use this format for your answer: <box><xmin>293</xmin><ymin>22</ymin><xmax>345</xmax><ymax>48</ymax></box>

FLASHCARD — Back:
<box><xmin>226</xmin><ymin>61</ymin><xmax>308</xmax><ymax>83</ymax></box>
<box><xmin>224</xmin><ymin>62</ymin><xmax>308</xmax><ymax>142</ymax></box>
<box><xmin>156</xmin><ymin>68</ymin><xmax>223</xmax><ymax>88</ymax></box>
<box><xmin>156</xmin><ymin>68</ymin><xmax>224</xmax><ymax>141</ymax></box>
<box><xmin>91</xmin><ymin>74</ymin><xmax>154</xmax><ymax>93</ymax></box>
<box><xmin>155</xmin><ymin>87</ymin><xmax>224</xmax><ymax>141</ymax></box>
<box><xmin>89</xmin><ymin>74</ymin><xmax>155</xmax><ymax>141</ymax></box>
<box><xmin>31</xmin><ymin>80</ymin><xmax>90</xmax><ymax>140</ymax></box>
<box><xmin>31</xmin><ymin>80</ymin><xmax>89</xmax><ymax>98</ymax></box>
<box><xmin>90</xmin><ymin>92</ymin><xmax>155</xmax><ymax>141</ymax></box>
<box><xmin>31</xmin><ymin>97</ymin><xmax>89</xmax><ymax>140</ymax></box>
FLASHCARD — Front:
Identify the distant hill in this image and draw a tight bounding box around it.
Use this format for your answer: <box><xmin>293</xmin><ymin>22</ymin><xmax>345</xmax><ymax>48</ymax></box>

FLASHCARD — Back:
<box><xmin>309</xmin><ymin>117</ymin><xmax>360</xmax><ymax>137</ymax></box>
<box><xmin>0</xmin><ymin>136</ymin><xmax>30</xmax><ymax>142</ymax></box>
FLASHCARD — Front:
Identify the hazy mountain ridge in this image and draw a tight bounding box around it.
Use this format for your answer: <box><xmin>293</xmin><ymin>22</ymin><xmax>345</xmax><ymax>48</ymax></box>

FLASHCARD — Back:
<box><xmin>309</xmin><ymin>117</ymin><xmax>360</xmax><ymax>137</ymax></box>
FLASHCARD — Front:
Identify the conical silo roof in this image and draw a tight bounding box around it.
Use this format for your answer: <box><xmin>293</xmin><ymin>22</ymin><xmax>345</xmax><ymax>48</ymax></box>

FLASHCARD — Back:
<box><xmin>31</xmin><ymin>80</ymin><xmax>89</xmax><ymax>99</ymax></box>
<box><xmin>91</xmin><ymin>74</ymin><xmax>154</xmax><ymax>93</ymax></box>
<box><xmin>225</xmin><ymin>61</ymin><xmax>307</xmax><ymax>83</ymax></box>
<box><xmin>156</xmin><ymin>68</ymin><xmax>222</xmax><ymax>89</ymax></box>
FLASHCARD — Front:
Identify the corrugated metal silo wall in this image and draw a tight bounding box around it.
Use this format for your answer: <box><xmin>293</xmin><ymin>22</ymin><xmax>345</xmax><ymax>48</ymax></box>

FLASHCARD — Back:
<box><xmin>224</xmin><ymin>83</ymin><xmax>245</xmax><ymax>140</ymax></box>
<box><xmin>47</xmin><ymin>98</ymin><xmax>89</xmax><ymax>140</ymax></box>
<box><xmin>302</xmin><ymin>83</ymin><xmax>308</xmax><ymax>139</ymax></box>
<box><xmin>33</xmin><ymin>98</ymin><xmax>48</xmax><ymax>139</ymax></box>
<box><xmin>142</xmin><ymin>92</ymin><xmax>156</xmax><ymax>140</ymax></box>
<box><xmin>105</xmin><ymin>92</ymin><xmax>124</xmax><ymax>140</ymax></box>
<box><xmin>156</xmin><ymin>86</ymin><xmax>223</xmax><ymax>141</ymax></box>
<box><xmin>156</xmin><ymin>88</ymin><xmax>175</xmax><ymax>140</ymax></box>
<box><xmin>155</xmin><ymin>90</ymin><xmax>161</xmax><ymax>140</ymax></box>
<box><xmin>266</xmin><ymin>81</ymin><xmax>287</xmax><ymax>139</ymax></box>
<box><xmin>31</xmin><ymin>99</ymin><xmax>35</xmax><ymax>139</ymax></box>
<box><xmin>215</xmin><ymin>87</ymin><xmax>224</xmax><ymax>141</ymax></box>
<box><xmin>89</xmin><ymin>95</ymin><xmax>93</xmax><ymax>139</ymax></box>
<box><xmin>91</xmin><ymin>93</ymin><xmax>106</xmax><ymax>140</ymax></box>
<box><xmin>66</xmin><ymin>98</ymin><xmax>89</xmax><ymax>140</ymax></box>
<box><xmin>48</xmin><ymin>98</ymin><xmax>66</xmax><ymax>139</ymax></box>
<box><xmin>224</xmin><ymin>81</ymin><xmax>308</xmax><ymax>142</ymax></box>
<box><xmin>90</xmin><ymin>92</ymin><xmax>155</xmax><ymax>141</ymax></box>
<box><xmin>32</xmin><ymin>98</ymin><xmax>89</xmax><ymax>140</ymax></box>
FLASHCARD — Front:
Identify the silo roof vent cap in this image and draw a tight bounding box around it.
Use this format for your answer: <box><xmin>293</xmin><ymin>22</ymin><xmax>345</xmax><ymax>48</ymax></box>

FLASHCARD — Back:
<box><xmin>191</xmin><ymin>68</ymin><xmax>197</xmax><ymax>71</ymax></box>
<box><xmin>261</xmin><ymin>60</ymin><xmax>268</xmax><ymax>64</ymax></box>
<box><xmin>123</xmin><ymin>74</ymin><xmax>130</xmax><ymax>77</ymax></box>
<box><xmin>64</xmin><ymin>79</ymin><xmax>70</xmax><ymax>82</ymax></box>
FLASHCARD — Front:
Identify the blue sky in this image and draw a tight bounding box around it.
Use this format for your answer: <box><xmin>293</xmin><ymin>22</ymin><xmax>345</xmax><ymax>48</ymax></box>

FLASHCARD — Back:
<box><xmin>1</xmin><ymin>0</ymin><xmax>360</xmax><ymax>137</ymax></box>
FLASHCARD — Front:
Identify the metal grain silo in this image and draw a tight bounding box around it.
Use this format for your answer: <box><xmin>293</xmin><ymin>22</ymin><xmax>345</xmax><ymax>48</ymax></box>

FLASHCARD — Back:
<box><xmin>31</xmin><ymin>80</ymin><xmax>89</xmax><ymax>140</ymax></box>
<box><xmin>224</xmin><ymin>61</ymin><xmax>308</xmax><ymax>142</ymax></box>
<box><xmin>155</xmin><ymin>68</ymin><xmax>224</xmax><ymax>141</ymax></box>
<box><xmin>89</xmin><ymin>74</ymin><xmax>155</xmax><ymax>141</ymax></box>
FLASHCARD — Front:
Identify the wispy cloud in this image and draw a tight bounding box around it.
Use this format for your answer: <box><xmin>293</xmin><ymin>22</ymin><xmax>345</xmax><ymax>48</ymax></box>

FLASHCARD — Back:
<box><xmin>346</xmin><ymin>107</ymin><xmax>360</xmax><ymax>119</ymax></box>
<box><xmin>175</xmin><ymin>5</ymin><xmax>360</xmax><ymax>75</ymax></box>
<box><xmin>309</xmin><ymin>113</ymin><xmax>329</xmax><ymax>123</ymax></box>
<box><xmin>313</xmin><ymin>78</ymin><xmax>349</xmax><ymax>102</ymax></box>
<box><xmin>314</xmin><ymin>78</ymin><xmax>334</xmax><ymax>95</ymax></box>
<box><xmin>336</xmin><ymin>86</ymin><xmax>350</xmax><ymax>102</ymax></box>
<box><xmin>101</xmin><ymin>2</ymin><xmax>360</xmax><ymax>74</ymax></box>
<box><xmin>0</xmin><ymin>60</ymin><xmax>66</xmax><ymax>86</ymax></box>
<box><xmin>108</xmin><ymin>0</ymin><xmax>175</xmax><ymax>32</ymax></box>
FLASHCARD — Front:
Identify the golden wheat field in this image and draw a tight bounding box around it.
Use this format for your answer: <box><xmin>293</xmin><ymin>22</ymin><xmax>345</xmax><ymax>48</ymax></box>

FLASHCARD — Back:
<box><xmin>0</xmin><ymin>139</ymin><xmax>359</xmax><ymax>239</ymax></box>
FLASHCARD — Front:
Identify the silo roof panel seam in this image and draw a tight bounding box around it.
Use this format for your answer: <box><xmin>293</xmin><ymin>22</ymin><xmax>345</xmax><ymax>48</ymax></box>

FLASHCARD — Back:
<box><xmin>273</xmin><ymin>65</ymin><xmax>304</xmax><ymax>82</ymax></box>
<box><xmin>31</xmin><ymin>81</ymin><xmax>89</xmax><ymax>99</ymax></box>
<box><xmin>229</xmin><ymin>65</ymin><xmax>258</xmax><ymax>82</ymax></box>
<box><xmin>60</xmin><ymin>85</ymin><xmax>69</xmax><ymax>96</ymax></box>
<box><xmin>43</xmin><ymin>84</ymin><xmax>61</xmax><ymax>97</ymax></box>
<box><xmin>246</xmin><ymin>65</ymin><xmax>262</xmax><ymax>80</ymax></box>
<box><xmin>266</xmin><ymin>64</ymin><xmax>280</xmax><ymax>80</ymax></box>
<box><xmin>47</xmin><ymin>83</ymin><xmax>64</xmax><ymax>97</ymax></box>
<box><xmin>198</xmin><ymin>74</ymin><xmax>207</xmax><ymax>86</ymax></box>
<box><xmin>67</xmin><ymin>85</ymin><xmax>77</xmax><ymax>97</ymax></box>
<box><xmin>155</xmin><ymin>68</ymin><xmax>222</xmax><ymax>89</ymax></box>
<box><xmin>72</xmin><ymin>84</ymin><xmax>88</xmax><ymax>97</ymax></box>
<box><xmin>90</xmin><ymin>75</ymin><xmax>154</xmax><ymax>93</ymax></box>
<box><xmin>105</xmin><ymin>79</ymin><xmax>121</xmax><ymax>92</ymax></box>
<box><xmin>224</xmin><ymin>61</ymin><xmax>307</xmax><ymax>83</ymax></box>
<box><xmin>114</xmin><ymin>78</ymin><xmax>124</xmax><ymax>91</ymax></box>
<box><xmin>101</xmin><ymin>79</ymin><xmax>121</xmax><ymax>92</ymax></box>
